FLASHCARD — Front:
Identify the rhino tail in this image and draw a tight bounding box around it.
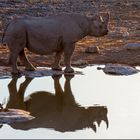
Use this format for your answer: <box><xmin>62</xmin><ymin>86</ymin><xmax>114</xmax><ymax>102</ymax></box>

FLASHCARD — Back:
<box><xmin>1</xmin><ymin>21</ymin><xmax>11</xmax><ymax>46</ymax></box>
<box><xmin>1</xmin><ymin>31</ymin><xmax>6</xmax><ymax>46</ymax></box>
<box><xmin>25</xmin><ymin>29</ymin><xmax>29</xmax><ymax>48</ymax></box>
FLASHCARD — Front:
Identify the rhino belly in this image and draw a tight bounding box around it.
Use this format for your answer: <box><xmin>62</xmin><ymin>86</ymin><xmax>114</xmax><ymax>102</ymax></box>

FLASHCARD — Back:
<box><xmin>27</xmin><ymin>40</ymin><xmax>57</xmax><ymax>55</ymax></box>
<box><xmin>26</xmin><ymin>24</ymin><xmax>62</xmax><ymax>55</ymax></box>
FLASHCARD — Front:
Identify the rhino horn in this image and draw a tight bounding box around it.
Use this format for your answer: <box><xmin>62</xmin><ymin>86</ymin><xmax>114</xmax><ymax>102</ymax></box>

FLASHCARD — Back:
<box><xmin>101</xmin><ymin>12</ymin><xmax>110</xmax><ymax>23</ymax></box>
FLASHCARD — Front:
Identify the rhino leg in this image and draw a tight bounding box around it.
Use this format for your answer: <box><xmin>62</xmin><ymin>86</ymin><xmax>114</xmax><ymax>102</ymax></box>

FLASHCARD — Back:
<box><xmin>52</xmin><ymin>50</ymin><xmax>63</xmax><ymax>71</ymax></box>
<box><xmin>19</xmin><ymin>50</ymin><xmax>35</xmax><ymax>71</ymax></box>
<box><xmin>9</xmin><ymin>51</ymin><xmax>20</xmax><ymax>74</ymax></box>
<box><xmin>64</xmin><ymin>43</ymin><xmax>75</xmax><ymax>73</ymax></box>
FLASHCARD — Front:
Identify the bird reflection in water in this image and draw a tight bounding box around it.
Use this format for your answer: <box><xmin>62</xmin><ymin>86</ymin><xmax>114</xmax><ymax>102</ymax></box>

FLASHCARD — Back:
<box><xmin>6</xmin><ymin>74</ymin><xmax>109</xmax><ymax>132</ymax></box>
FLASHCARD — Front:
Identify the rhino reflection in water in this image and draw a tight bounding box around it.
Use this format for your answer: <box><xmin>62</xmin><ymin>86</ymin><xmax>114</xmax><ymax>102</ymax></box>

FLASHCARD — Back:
<box><xmin>6</xmin><ymin>75</ymin><xmax>108</xmax><ymax>132</ymax></box>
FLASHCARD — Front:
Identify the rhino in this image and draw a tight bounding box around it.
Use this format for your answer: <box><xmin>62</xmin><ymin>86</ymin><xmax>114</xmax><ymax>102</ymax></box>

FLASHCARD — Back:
<box><xmin>6</xmin><ymin>75</ymin><xmax>108</xmax><ymax>132</ymax></box>
<box><xmin>3</xmin><ymin>13</ymin><xmax>109</xmax><ymax>74</ymax></box>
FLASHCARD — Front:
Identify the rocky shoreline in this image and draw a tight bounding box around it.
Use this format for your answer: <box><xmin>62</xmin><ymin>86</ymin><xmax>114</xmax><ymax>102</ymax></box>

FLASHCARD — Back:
<box><xmin>0</xmin><ymin>0</ymin><xmax>140</xmax><ymax>71</ymax></box>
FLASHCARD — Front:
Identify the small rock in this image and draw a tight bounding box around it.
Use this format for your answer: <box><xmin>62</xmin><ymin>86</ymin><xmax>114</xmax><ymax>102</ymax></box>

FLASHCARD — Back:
<box><xmin>122</xmin><ymin>31</ymin><xmax>129</xmax><ymax>38</ymax></box>
<box><xmin>99</xmin><ymin>63</ymin><xmax>139</xmax><ymax>75</ymax></box>
<box><xmin>124</xmin><ymin>43</ymin><xmax>140</xmax><ymax>50</ymax></box>
<box><xmin>85</xmin><ymin>46</ymin><xmax>99</xmax><ymax>53</ymax></box>
<box><xmin>72</xmin><ymin>59</ymin><xmax>87</xmax><ymax>66</ymax></box>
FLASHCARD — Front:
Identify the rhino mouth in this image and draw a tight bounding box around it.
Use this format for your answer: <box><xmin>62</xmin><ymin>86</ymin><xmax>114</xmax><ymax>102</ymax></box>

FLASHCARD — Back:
<box><xmin>93</xmin><ymin>33</ymin><xmax>108</xmax><ymax>37</ymax></box>
<box><xmin>90</xmin><ymin>30</ymin><xmax>109</xmax><ymax>37</ymax></box>
<box><xmin>102</xmin><ymin>29</ymin><xmax>109</xmax><ymax>35</ymax></box>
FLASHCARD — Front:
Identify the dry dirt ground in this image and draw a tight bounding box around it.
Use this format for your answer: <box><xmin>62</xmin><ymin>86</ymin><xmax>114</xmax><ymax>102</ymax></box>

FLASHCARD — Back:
<box><xmin>0</xmin><ymin>0</ymin><xmax>140</xmax><ymax>72</ymax></box>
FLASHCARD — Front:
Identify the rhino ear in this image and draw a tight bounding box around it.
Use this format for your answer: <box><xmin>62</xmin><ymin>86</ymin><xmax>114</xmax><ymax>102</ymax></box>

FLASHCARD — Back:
<box><xmin>86</xmin><ymin>13</ymin><xmax>96</xmax><ymax>21</ymax></box>
<box><xmin>86</xmin><ymin>13</ymin><xmax>100</xmax><ymax>21</ymax></box>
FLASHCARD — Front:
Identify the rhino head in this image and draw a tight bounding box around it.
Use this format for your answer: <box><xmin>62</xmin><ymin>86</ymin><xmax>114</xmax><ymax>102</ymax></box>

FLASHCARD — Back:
<box><xmin>88</xmin><ymin>13</ymin><xmax>109</xmax><ymax>37</ymax></box>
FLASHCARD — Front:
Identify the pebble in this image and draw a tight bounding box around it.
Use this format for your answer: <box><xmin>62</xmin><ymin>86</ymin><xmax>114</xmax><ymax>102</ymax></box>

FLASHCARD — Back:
<box><xmin>85</xmin><ymin>45</ymin><xmax>99</xmax><ymax>53</ymax></box>
<box><xmin>72</xmin><ymin>59</ymin><xmax>87</xmax><ymax>66</ymax></box>
<box><xmin>124</xmin><ymin>42</ymin><xmax>140</xmax><ymax>50</ymax></box>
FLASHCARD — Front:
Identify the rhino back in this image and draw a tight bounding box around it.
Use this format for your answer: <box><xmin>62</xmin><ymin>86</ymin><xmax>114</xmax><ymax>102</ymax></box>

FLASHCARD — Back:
<box><xmin>51</xmin><ymin>14</ymin><xmax>89</xmax><ymax>43</ymax></box>
<box><xmin>5</xmin><ymin>14</ymin><xmax>88</xmax><ymax>54</ymax></box>
<box><xmin>25</xmin><ymin>14</ymin><xmax>88</xmax><ymax>43</ymax></box>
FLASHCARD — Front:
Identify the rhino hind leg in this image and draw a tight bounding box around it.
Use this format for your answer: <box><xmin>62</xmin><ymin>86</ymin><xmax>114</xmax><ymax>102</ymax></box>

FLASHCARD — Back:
<box><xmin>64</xmin><ymin>43</ymin><xmax>75</xmax><ymax>73</ymax></box>
<box><xmin>9</xmin><ymin>51</ymin><xmax>20</xmax><ymax>74</ymax></box>
<box><xmin>52</xmin><ymin>50</ymin><xmax>63</xmax><ymax>71</ymax></box>
<box><xmin>19</xmin><ymin>50</ymin><xmax>35</xmax><ymax>71</ymax></box>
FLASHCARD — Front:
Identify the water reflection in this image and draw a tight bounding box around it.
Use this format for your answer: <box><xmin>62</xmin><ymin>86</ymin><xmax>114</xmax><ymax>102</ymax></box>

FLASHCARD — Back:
<box><xmin>6</xmin><ymin>74</ymin><xmax>108</xmax><ymax>132</ymax></box>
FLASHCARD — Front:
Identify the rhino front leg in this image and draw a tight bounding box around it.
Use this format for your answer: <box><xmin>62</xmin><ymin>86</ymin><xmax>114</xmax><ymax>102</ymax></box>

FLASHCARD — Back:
<box><xmin>52</xmin><ymin>50</ymin><xmax>63</xmax><ymax>71</ymax></box>
<box><xmin>64</xmin><ymin>43</ymin><xmax>75</xmax><ymax>73</ymax></box>
<box><xmin>19</xmin><ymin>50</ymin><xmax>35</xmax><ymax>71</ymax></box>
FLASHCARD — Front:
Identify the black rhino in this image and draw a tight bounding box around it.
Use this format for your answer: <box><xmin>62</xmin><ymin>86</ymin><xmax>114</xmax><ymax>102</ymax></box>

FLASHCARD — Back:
<box><xmin>3</xmin><ymin>13</ymin><xmax>109</xmax><ymax>74</ymax></box>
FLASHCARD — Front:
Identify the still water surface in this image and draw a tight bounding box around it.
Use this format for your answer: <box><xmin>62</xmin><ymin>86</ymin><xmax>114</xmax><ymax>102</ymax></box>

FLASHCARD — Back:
<box><xmin>0</xmin><ymin>66</ymin><xmax>140</xmax><ymax>139</ymax></box>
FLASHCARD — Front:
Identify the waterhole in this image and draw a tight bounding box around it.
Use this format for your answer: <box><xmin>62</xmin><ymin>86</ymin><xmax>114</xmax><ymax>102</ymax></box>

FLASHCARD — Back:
<box><xmin>0</xmin><ymin>66</ymin><xmax>140</xmax><ymax>139</ymax></box>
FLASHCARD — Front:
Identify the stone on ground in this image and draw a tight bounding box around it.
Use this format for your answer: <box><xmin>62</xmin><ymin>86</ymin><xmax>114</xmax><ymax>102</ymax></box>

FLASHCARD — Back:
<box><xmin>98</xmin><ymin>63</ymin><xmax>139</xmax><ymax>75</ymax></box>
<box><xmin>85</xmin><ymin>46</ymin><xmax>99</xmax><ymax>53</ymax></box>
<box><xmin>124</xmin><ymin>43</ymin><xmax>140</xmax><ymax>50</ymax></box>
